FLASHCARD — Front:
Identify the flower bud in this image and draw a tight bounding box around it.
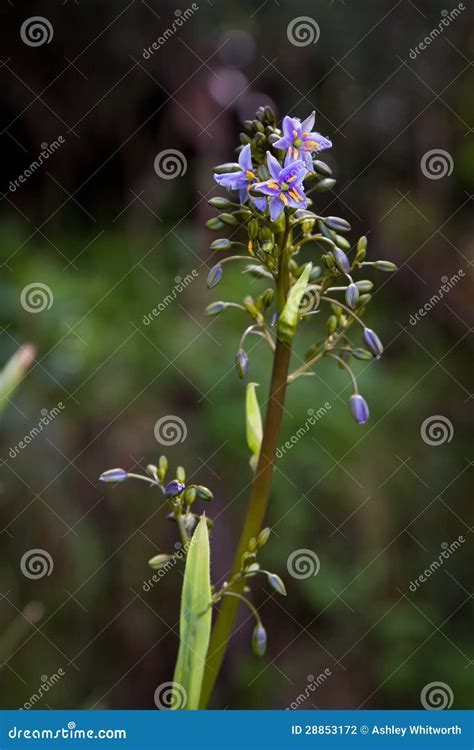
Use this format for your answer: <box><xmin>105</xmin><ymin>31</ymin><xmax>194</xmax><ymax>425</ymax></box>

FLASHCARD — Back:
<box><xmin>158</xmin><ymin>455</ymin><xmax>168</xmax><ymax>479</ymax></box>
<box><xmin>207</xmin><ymin>264</ymin><xmax>223</xmax><ymax>289</ymax></box>
<box><xmin>183</xmin><ymin>487</ymin><xmax>196</xmax><ymax>505</ymax></box>
<box><xmin>332</xmin><ymin>247</ymin><xmax>350</xmax><ymax>273</ymax></box>
<box><xmin>148</xmin><ymin>554</ymin><xmax>174</xmax><ymax>570</ymax></box>
<box><xmin>194</xmin><ymin>485</ymin><xmax>213</xmax><ymax>502</ymax></box>
<box><xmin>213</xmin><ymin>162</ymin><xmax>240</xmax><ymax>174</ymax></box>
<box><xmin>363</xmin><ymin>327</ymin><xmax>383</xmax><ymax>359</ymax></box>
<box><xmin>205</xmin><ymin>301</ymin><xmax>228</xmax><ymax>316</ymax></box>
<box><xmin>313</xmin><ymin>160</ymin><xmax>333</xmax><ymax>177</ymax></box>
<box><xmin>257</xmin><ymin>527</ymin><xmax>271</xmax><ymax>547</ymax></box>
<box><xmin>356</xmin><ymin>236</ymin><xmax>367</xmax><ymax>262</ymax></box>
<box><xmin>352</xmin><ymin>348</ymin><xmax>373</xmax><ymax>360</ymax></box>
<box><xmin>205</xmin><ymin>217</ymin><xmax>225</xmax><ymax>231</ymax></box>
<box><xmin>355</xmin><ymin>280</ymin><xmax>373</xmax><ymax>292</ymax></box>
<box><xmin>248</xmin><ymin>219</ymin><xmax>259</xmax><ymax>239</ymax></box>
<box><xmin>324</xmin><ymin>216</ymin><xmax>351</xmax><ymax>232</ymax></box>
<box><xmin>373</xmin><ymin>260</ymin><xmax>397</xmax><ymax>272</ymax></box>
<box><xmin>209</xmin><ymin>196</ymin><xmax>234</xmax><ymax>209</ymax></box>
<box><xmin>164</xmin><ymin>480</ymin><xmax>185</xmax><ymax>498</ymax></box>
<box><xmin>147</xmin><ymin>464</ymin><xmax>158</xmax><ymax>480</ymax></box>
<box><xmin>327</xmin><ymin>315</ymin><xmax>338</xmax><ymax>334</ymax></box>
<box><xmin>235</xmin><ymin>349</ymin><xmax>249</xmax><ymax>379</ymax></box>
<box><xmin>210</xmin><ymin>238</ymin><xmax>232</xmax><ymax>251</ymax></box>
<box><xmin>176</xmin><ymin>466</ymin><xmax>186</xmax><ymax>483</ymax></box>
<box><xmin>261</xmin><ymin>288</ymin><xmax>274</xmax><ymax>308</ymax></box>
<box><xmin>335</xmin><ymin>234</ymin><xmax>350</xmax><ymax>250</ymax></box>
<box><xmin>314</xmin><ymin>178</ymin><xmax>336</xmax><ymax>191</ymax></box>
<box><xmin>99</xmin><ymin>468</ymin><xmax>128</xmax><ymax>483</ymax></box>
<box><xmin>349</xmin><ymin>394</ymin><xmax>369</xmax><ymax>425</ymax></box>
<box><xmin>345</xmin><ymin>283</ymin><xmax>359</xmax><ymax>309</ymax></box>
<box><xmin>252</xmin><ymin>624</ymin><xmax>267</xmax><ymax>657</ymax></box>
<box><xmin>267</xmin><ymin>573</ymin><xmax>287</xmax><ymax>596</ymax></box>
<box><xmin>218</xmin><ymin>213</ymin><xmax>238</xmax><ymax>227</ymax></box>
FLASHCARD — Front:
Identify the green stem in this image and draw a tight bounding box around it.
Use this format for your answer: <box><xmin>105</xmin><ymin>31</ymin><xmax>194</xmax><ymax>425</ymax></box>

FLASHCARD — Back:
<box><xmin>199</xmin><ymin>219</ymin><xmax>292</xmax><ymax>709</ymax></box>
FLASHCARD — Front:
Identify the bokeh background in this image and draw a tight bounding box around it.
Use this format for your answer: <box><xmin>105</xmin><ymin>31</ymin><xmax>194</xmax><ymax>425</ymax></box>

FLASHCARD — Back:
<box><xmin>0</xmin><ymin>0</ymin><xmax>472</xmax><ymax>711</ymax></box>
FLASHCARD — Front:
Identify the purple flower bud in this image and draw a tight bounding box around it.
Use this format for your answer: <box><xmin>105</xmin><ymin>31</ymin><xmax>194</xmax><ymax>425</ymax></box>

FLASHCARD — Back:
<box><xmin>349</xmin><ymin>394</ymin><xmax>369</xmax><ymax>425</ymax></box>
<box><xmin>332</xmin><ymin>247</ymin><xmax>350</xmax><ymax>273</ymax></box>
<box><xmin>235</xmin><ymin>349</ymin><xmax>249</xmax><ymax>379</ymax></box>
<box><xmin>363</xmin><ymin>327</ymin><xmax>383</xmax><ymax>359</ymax></box>
<box><xmin>99</xmin><ymin>468</ymin><xmax>128</xmax><ymax>483</ymax></box>
<box><xmin>345</xmin><ymin>283</ymin><xmax>359</xmax><ymax>309</ymax></box>
<box><xmin>206</xmin><ymin>264</ymin><xmax>223</xmax><ymax>289</ymax></box>
<box><xmin>252</xmin><ymin>623</ymin><xmax>267</xmax><ymax>657</ymax></box>
<box><xmin>164</xmin><ymin>480</ymin><xmax>185</xmax><ymax>498</ymax></box>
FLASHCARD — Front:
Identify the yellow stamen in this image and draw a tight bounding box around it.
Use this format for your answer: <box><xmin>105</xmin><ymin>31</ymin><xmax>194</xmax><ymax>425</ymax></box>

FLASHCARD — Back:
<box><xmin>287</xmin><ymin>174</ymin><xmax>297</xmax><ymax>182</ymax></box>
<box><xmin>248</xmin><ymin>240</ymin><xmax>254</xmax><ymax>255</ymax></box>
<box><xmin>280</xmin><ymin>192</ymin><xmax>288</xmax><ymax>205</ymax></box>
<box><xmin>267</xmin><ymin>181</ymin><xmax>279</xmax><ymax>190</ymax></box>
<box><xmin>303</xmin><ymin>140</ymin><xmax>318</xmax><ymax>151</ymax></box>
<box><xmin>293</xmin><ymin>147</ymin><xmax>298</xmax><ymax>159</ymax></box>
<box><xmin>246</xmin><ymin>170</ymin><xmax>255</xmax><ymax>179</ymax></box>
<box><xmin>292</xmin><ymin>129</ymin><xmax>298</xmax><ymax>137</ymax></box>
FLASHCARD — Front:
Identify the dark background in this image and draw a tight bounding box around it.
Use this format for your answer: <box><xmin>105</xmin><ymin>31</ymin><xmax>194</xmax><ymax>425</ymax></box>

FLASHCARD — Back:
<box><xmin>0</xmin><ymin>0</ymin><xmax>472</xmax><ymax>710</ymax></box>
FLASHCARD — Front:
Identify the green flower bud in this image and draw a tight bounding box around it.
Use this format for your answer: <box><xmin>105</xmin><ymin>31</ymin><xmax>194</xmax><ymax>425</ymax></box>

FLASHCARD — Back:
<box><xmin>373</xmin><ymin>260</ymin><xmax>398</xmax><ymax>272</ymax></box>
<box><xmin>327</xmin><ymin>315</ymin><xmax>338</xmax><ymax>334</ymax></box>
<box><xmin>148</xmin><ymin>554</ymin><xmax>174</xmax><ymax>570</ymax></box>
<box><xmin>219</xmin><ymin>213</ymin><xmax>238</xmax><ymax>227</ymax></box>
<box><xmin>261</xmin><ymin>288</ymin><xmax>274</xmax><ymax>308</ymax></box>
<box><xmin>248</xmin><ymin>219</ymin><xmax>259</xmax><ymax>240</ymax></box>
<box><xmin>213</xmin><ymin>162</ymin><xmax>240</xmax><ymax>174</ymax></box>
<box><xmin>176</xmin><ymin>466</ymin><xmax>186</xmax><ymax>483</ymax></box>
<box><xmin>356</xmin><ymin>236</ymin><xmax>367</xmax><ymax>261</ymax></box>
<box><xmin>352</xmin><ymin>348</ymin><xmax>373</xmax><ymax>360</ymax></box>
<box><xmin>313</xmin><ymin>178</ymin><xmax>336</xmax><ymax>192</ymax></box>
<box><xmin>205</xmin><ymin>217</ymin><xmax>225</xmax><ymax>231</ymax></box>
<box><xmin>146</xmin><ymin>464</ymin><xmax>158</xmax><ymax>480</ymax></box>
<box><xmin>257</xmin><ymin>527</ymin><xmax>271</xmax><ymax>547</ymax></box>
<box><xmin>335</xmin><ymin>234</ymin><xmax>351</xmax><ymax>250</ymax></box>
<box><xmin>158</xmin><ymin>455</ymin><xmax>168</xmax><ymax>480</ymax></box>
<box><xmin>183</xmin><ymin>487</ymin><xmax>196</xmax><ymax>505</ymax></box>
<box><xmin>210</xmin><ymin>238</ymin><xmax>233</xmax><ymax>251</ymax></box>
<box><xmin>324</xmin><ymin>216</ymin><xmax>351</xmax><ymax>232</ymax></box>
<box><xmin>355</xmin><ymin>280</ymin><xmax>373</xmax><ymax>292</ymax></box>
<box><xmin>248</xmin><ymin>537</ymin><xmax>257</xmax><ymax>552</ymax></box>
<box><xmin>209</xmin><ymin>196</ymin><xmax>234</xmax><ymax>209</ymax></box>
<box><xmin>194</xmin><ymin>485</ymin><xmax>213</xmax><ymax>502</ymax></box>
<box><xmin>313</xmin><ymin>160</ymin><xmax>333</xmax><ymax>177</ymax></box>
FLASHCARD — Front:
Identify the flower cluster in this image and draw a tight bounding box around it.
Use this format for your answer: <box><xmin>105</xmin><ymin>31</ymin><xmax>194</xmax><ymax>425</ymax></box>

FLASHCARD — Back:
<box><xmin>206</xmin><ymin>106</ymin><xmax>397</xmax><ymax>423</ymax></box>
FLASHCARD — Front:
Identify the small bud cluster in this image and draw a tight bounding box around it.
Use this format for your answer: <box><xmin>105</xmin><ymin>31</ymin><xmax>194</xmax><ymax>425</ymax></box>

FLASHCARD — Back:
<box><xmin>211</xmin><ymin>526</ymin><xmax>286</xmax><ymax>658</ymax></box>
<box><xmin>207</xmin><ymin>107</ymin><xmax>397</xmax><ymax>424</ymax></box>
<box><xmin>99</xmin><ymin>456</ymin><xmax>214</xmax><ymax>558</ymax></box>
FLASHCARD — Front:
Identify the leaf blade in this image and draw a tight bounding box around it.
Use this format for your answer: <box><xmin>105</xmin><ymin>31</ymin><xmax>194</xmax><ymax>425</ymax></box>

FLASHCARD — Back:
<box><xmin>172</xmin><ymin>516</ymin><xmax>212</xmax><ymax>710</ymax></box>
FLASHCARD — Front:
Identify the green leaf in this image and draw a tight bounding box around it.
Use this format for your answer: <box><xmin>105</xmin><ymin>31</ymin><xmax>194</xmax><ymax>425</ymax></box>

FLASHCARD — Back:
<box><xmin>277</xmin><ymin>262</ymin><xmax>312</xmax><ymax>344</ymax></box>
<box><xmin>246</xmin><ymin>382</ymin><xmax>263</xmax><ymax>472</ymax></box>
<box><xmin>172</xmin><ymin>516</ymin><xmax>212</xmax><ymax>710</ymax></box>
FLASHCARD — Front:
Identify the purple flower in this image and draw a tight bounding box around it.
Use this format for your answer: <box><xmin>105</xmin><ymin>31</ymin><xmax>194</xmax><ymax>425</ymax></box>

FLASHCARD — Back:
<box><xmin>253</xmin><ymin>153</ymin><xmax>307</xmax><ymax>222</ymax></box>
<box><xmin>273</xmin><ymin>111</ymin><xmax>332</xmax><ymax>172</ymax></box>
<box><xmin>214</xmin><ymin>144</ymin><xmax>266</xmax><ymax>211</ymax></box>
<box><xmin>349</xmin><ymin>394</ymin><xmax>369</xmax><ymax>425</ymax></box>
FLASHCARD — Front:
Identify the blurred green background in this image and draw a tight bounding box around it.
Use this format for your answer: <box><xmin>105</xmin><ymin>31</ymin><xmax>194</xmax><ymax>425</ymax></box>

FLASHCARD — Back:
<box><xmin>0</xmin><ymin>0</ymin><xmax>472</xmax><ymax>710</ymax></box>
